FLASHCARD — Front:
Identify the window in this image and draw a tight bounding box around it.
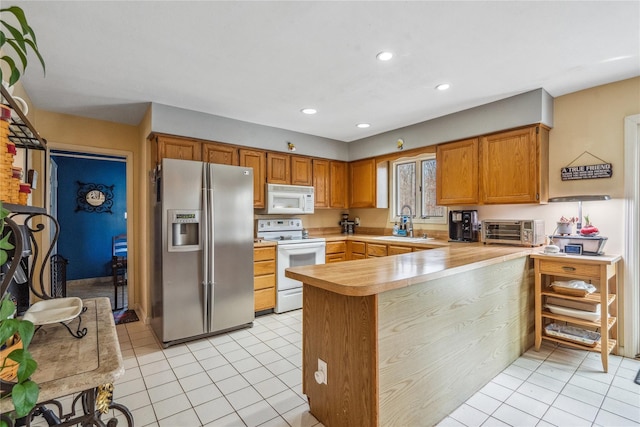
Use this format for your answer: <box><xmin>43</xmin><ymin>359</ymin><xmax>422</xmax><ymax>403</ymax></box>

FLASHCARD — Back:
<box><xmin>391</xmin><ymin>154</ymin><xmax>447</xmax><ymax>224</ymax></box>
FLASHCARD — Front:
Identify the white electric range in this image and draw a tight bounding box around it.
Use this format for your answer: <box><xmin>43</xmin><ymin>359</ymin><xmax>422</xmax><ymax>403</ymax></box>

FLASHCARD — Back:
<box><xmin>256</xmin><ymin>219</ymin><xmax>326</xmax><ymax>313</ymax></box>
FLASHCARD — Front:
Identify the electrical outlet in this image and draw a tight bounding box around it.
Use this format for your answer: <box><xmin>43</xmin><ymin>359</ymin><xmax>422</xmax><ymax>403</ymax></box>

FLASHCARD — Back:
<box><xmin>315</xmin><ymin>358</ymin><xmax>327</xmax><ymax>385</ymax></box>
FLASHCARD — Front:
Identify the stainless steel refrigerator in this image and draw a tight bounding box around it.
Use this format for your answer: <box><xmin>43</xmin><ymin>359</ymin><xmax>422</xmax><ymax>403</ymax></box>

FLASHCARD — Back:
<box><xmin>150</xmin><ymin>158</ymin><xmax>254</xmax><ymax>347</ymax></box>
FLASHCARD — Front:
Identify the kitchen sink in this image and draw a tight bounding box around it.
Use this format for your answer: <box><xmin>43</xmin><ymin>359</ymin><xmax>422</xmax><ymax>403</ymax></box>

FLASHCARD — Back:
<box><xmin>371</xmin><ymin>235</ymin><xmax>434</xmax><ymax>242</ymax></box>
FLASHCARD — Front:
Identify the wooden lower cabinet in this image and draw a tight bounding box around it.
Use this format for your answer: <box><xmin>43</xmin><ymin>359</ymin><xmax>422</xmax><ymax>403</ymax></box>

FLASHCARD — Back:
<box><xmin>348</xmin><ymin>241</ymin><xmax>367</xmax><ymax>260</ymax></box>
<box><xmin>253</xmin><ymin>245</ymin><xmax>276</xmax><ymax>312</ymax></box>
<box><xmin>388</xmin><ymin>245</ymin><xmax>412</xmax><ymax>255</ymax></box>
<box><xmin>325</xmin><ymin>241</ymin><xmax>347</xmax><ymax>263</ymax></box>
<box><xmin>367</xmin><ymin>243</ymin><xmax>387</xmax><ymax>258</ymax></box>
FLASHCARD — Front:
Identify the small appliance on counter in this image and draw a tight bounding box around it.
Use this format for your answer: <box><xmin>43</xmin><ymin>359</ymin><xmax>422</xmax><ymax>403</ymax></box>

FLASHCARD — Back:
<box><xmin>449</xmin><ymin>210</ymin><xmax>479</xmax><ymax>242</ymax></box>
<box><xmin>481</xmin><ymin>219</ymin><xmax>545</xmax><ymax>247</ymax></box>
<box><xmin>339</xmin><ymin>213</ymin><xmax>357</xmax><ymax>234</ymax></box>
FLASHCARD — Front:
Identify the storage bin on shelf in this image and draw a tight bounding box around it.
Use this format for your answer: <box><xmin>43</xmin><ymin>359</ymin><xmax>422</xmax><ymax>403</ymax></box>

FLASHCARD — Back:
<box><xmin>18</xmin><ymin>183</ymin><xmax>31</xmax><ymax>205</ymax></box>
<box><xmin>544</xmin><ymin>323</ymin><xmax>600</xmax><ymax>347</ymax></box>
<box><xmin>1</xmin><ymin>111</ymin><xmax>13</xmax><ymax>203</ymax></box>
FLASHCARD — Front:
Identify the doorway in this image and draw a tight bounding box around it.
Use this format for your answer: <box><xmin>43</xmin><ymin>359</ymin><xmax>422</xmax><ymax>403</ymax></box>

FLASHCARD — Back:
<box><xmin>49</xmin><ymin>149</ymin><xmax>129</xmax><ymax>311</ymax></box>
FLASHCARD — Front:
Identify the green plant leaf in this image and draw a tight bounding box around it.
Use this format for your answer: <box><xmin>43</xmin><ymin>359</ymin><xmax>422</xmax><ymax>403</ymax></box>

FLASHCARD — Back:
<box><xmin>4</xmin><ymin>38</ymin><xmax>28</xmax><ymax>70</ymax></box>
<box><xmin>0</xmin><ymin>318</ymin><xmax>19</xmax><ymax>345</ymax></box>
<box><xmin>0</xmin><ymin>232</ymin><xmax>14</xmax><ymax>250</ymax></box>
<box><xmin>0</xmin><ymin>297</ymin><xmax>16</xmax><ymax>320</ymax></box>
<box><xmin>10</xmin><ymin>380</ymin><xmax>40</xmax><ymax>418</ymax></box>
<box><xmin>24</xmin><ymin>38</ymin><xmax>46</xmax><ymax>74</ymax></box>
<box><xmin>4</xmin><ymin>6</ymin><xmax>29</xmax><ymax>34</ymax></box>
<box><xmin>1</xmin><ymin>21</ymin><xmax>27</xmax><ymax>53</ymax></box>
<box><xmin>11</xmin><ymin>349</ymin><xmax>38</xmax><ymax>381</ymax></box>
<box><xmin>16</xmin><ymin>318</ymin><xmax>34</xmax><ymax>348</ymax></box>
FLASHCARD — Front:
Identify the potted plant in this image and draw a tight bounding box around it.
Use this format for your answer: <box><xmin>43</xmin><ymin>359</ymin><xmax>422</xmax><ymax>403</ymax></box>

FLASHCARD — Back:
<box><xmin>0</xmin><ymin>202</ymin><xmax>39</xmax><ymax>424</ymax></box>
<box><xmin>556</xmin><ymin>216</ymin><xmax>578</xmax><ymax>235</ymax></box>
<box><xmin>0</xmin><ymin>6</ymin><xmax>46</xmax><ymax>87</ymax></box>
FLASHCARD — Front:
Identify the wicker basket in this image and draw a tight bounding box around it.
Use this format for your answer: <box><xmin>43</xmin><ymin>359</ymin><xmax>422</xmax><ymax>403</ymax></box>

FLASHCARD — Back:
<box><xmin>0</xmin><ymin>334</ymin><xmax>23</xmax><ymax>382</ymax></box>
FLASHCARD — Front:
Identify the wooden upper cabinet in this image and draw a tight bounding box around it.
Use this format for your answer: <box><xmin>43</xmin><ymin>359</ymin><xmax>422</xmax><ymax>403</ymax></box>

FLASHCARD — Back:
<box><xmin>436</xmin><ymin>138</ymin><xmax>479</xmax><ymax>205</ymax></box>
<box><xmin>480</xmin><ymin>125</ymin><xmax>549</xmax><ymax>204</ymax></box>
<box><xmin>156</xmin><ymin>135</ymin><xmax>202</xmax><ymax>163</ymax></box>
<box><xmin>267</xmin><ymin>153</ymin><xmax>291</xmax><ymax>184</ymax></box>
<box><xmin>349</xmin><ymin>158</ymin><xmax>377</xmax><ymax>208</ymax></box>
<box><xmin>203</xmin><ymin>142</ymin><xmax>238</xmax><ymax>165</ymax></box>
<box><xmin>291</xmin><ymin>156</ymin><xmax>313</xmax><ymax>186</ymax></box>
<box><xmin>239</xmin><ymin>148</ymin><xmax>266</xmax><ymax>208</ymax></box>
<box><xmin>329</xmin><ymin>161</ymin><xmax>347</xmax><ymax>208</ymax></box>
<box><xmin>313</xmin><ymin>159</ymin><xmax>330</xmax><ymax>208</ymax></box>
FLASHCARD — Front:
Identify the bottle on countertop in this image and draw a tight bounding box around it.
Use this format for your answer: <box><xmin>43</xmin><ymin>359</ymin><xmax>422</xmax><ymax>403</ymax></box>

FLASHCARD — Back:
<box><xmin>393</xmin><ymin>222</ymin><xmax>399</xmax><ymax>236</ymax></box>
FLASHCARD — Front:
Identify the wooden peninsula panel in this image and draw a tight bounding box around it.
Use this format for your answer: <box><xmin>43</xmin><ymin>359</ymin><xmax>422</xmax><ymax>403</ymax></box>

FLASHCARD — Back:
<box><xmin>377</xmin><ymin>256</ymin><xmax>533</xmax><ymax>426</ymax></box>
<box><xmin>289</xmin><ymin>245</ymin><xmax>535</xmax><ymax>427</ymax></box>
<box><xmin>303</xmin><ymin>285</ymin><xmax>378</xmax><ymax>426</ymax></box>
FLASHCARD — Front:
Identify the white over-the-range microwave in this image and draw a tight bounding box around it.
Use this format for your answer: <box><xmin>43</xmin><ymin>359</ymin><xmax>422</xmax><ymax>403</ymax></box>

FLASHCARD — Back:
<box><xmin>264</xmin><ymin>183</ymin><xmax>315</xmax><ymax>214</ymax></box>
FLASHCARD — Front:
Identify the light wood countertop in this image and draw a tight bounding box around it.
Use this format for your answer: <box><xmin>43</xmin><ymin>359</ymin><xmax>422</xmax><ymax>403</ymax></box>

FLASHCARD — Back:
<box><xmin>286</xmin><ymin>242</ymin><xmax>534</xmax><ymax>296</ymax></box>
<box><xmin>321</xmin><ymin>233</ymin><xmax>450</xmax><ymax>248</ymax></box>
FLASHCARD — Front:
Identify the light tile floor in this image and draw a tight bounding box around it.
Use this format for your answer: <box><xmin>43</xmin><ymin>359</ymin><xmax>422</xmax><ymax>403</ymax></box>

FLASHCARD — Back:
<box><xmin>33</xmin><ymin>309</ymin><xmax>640</xmax><ymax>426</ymax></box>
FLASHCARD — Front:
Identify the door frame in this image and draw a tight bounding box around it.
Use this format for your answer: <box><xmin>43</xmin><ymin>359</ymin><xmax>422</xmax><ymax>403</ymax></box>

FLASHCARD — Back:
<box><xmin>46</xmin><ymin>142</ymin><xmax>135</xmax><ymax>309</ymax></box>
<box><xmin>623</xmin><ymin>114</ymin><xmax>639</xmax><ymax>358</ymax></box>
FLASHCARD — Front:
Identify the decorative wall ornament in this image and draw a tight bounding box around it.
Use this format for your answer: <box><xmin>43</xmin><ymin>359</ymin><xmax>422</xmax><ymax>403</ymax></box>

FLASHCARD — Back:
<box><xmin>75</xmin><ymin>182</ymin><xmax>114</xmax><ymax>213</ymax></box>
<box><xmin>561</xmin><ymin>151</ymin><xmax>613</xmax><ymax>181</ymax></box>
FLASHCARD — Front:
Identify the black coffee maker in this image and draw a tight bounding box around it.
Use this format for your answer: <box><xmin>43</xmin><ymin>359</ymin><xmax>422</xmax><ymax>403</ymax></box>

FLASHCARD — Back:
<box><xmin>339</xmin><ymin>213</ymin><xmax>356</xmax><ymax>234</ymax></box>
<box><xmin>449</xmin><ymin>210</ymin><xmax>479</xmax><ymax>242</ymax></box>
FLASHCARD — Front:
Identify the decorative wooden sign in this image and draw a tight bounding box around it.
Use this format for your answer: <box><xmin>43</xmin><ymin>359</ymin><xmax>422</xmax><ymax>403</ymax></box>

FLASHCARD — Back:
<box><xmin>561</xmin><ymin>163</ymin><xmax>613</xmax><ymax>181</ymax></box>
<box><xmin>561</xmin><ymin>151</ymin><xmax>613</xmax><ymax>181</ymax></box>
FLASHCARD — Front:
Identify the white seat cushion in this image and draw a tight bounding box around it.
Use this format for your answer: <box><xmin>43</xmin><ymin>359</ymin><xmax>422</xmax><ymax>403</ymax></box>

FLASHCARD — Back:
<box><xmin>22</xmin><ymin>297</ymin><xmax>84</xmax><ymax>325</ymax></box>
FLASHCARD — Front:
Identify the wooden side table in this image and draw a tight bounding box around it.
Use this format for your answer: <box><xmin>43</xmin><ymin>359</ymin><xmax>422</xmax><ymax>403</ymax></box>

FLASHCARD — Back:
<box><xmin>531</xmin><ymin>253</ymin><xmax>621</xmax><ymax>372</ymax></box>
<box><xmin>0</xmin><ymin>298</ymin><xmax>133</xmax><ymax>426</ymax></box>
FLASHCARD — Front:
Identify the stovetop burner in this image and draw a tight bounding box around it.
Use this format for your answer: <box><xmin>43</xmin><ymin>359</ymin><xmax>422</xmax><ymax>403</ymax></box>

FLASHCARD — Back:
<box><xmin>256</xmin><ymin>218</ymin><xmax>325</xmax><ymax>245</ymax></box>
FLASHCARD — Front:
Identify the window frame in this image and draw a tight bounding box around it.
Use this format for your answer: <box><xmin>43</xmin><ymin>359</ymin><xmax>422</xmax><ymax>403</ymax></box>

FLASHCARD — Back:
<box><xmin>389</xmin><ymin>154</ymin><xmax>447</xmax><ymax>225</ymax></box>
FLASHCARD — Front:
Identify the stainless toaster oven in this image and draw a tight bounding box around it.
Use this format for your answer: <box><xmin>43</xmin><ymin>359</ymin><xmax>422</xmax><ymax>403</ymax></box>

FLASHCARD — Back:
<box><xmin>481</xmin><ymin>219</ymin><xmax>545</xmax><ymax>247</ymax></box>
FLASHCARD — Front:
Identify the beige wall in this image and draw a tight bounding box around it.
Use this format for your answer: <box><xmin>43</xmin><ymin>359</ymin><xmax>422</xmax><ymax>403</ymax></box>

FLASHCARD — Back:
<box><xmin>29</xmin><ymin>109</ymin><xmax>146</xmax><ymax>314</ymax></box>
<box><xmin>550</xmin><ymin>77</ymin><xmax>638</xmax><ymax>199</ymax></box>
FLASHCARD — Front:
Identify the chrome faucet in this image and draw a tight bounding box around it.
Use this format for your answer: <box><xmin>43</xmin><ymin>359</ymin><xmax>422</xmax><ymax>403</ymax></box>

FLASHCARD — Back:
<box><xmin>400</xmin><ymin>205</ymin><xmax>414</xmax><ymax>238</ymax></box>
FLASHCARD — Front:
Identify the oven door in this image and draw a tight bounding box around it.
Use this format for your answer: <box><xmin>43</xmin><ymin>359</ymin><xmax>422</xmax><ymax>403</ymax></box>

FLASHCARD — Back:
<box><xmin>277</xmin><ymin>242</ymin><xmax>326</xmax><ymax>291</ymax></box>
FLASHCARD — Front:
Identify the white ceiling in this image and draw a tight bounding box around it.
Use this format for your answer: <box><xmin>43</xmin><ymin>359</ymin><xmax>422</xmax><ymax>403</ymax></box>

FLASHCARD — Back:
<box><xmin>8</xmin><ymin>1</ymin><xmax>640</xmax><ymax>142</ymax></box>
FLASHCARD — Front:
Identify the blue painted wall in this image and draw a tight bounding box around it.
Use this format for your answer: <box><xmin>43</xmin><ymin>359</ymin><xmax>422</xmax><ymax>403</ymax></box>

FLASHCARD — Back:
<box><xmin>53</xmin><ymin>155</ymin><xmax>126</xmax><ymax>280</ymax></box>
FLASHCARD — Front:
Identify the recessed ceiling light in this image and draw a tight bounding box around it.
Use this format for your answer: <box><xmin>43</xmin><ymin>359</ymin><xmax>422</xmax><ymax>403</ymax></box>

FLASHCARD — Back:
<box><xmin>301</xmin><ymin>108</ymin><xmax>317</xmax><ymax>115</ymax></box>
<box><xmin>356</xmin><ymin>123</ymin><xmax>370</xmax><ymax>129</ymax></box>
<box><xmin>376</xmin><ymin>51</ymin><xmax>393</xmax><ymax>61</ymax></box>
<box><xmin>435</xmin><ymin>83</ymin><xmax>451</xmax><ymax>91</ymax></box>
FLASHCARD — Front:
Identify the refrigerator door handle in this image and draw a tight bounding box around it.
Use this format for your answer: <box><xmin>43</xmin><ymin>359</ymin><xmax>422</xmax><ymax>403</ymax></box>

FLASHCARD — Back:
<box><xmin>201</xmin><ymin>163</ymin><xmax>210</xmax><ymax>331</ymax></box>
<box><xmin>207</xmin><ymin>165</ymin><xmax>216</xmax><ymax>331</ymax></box>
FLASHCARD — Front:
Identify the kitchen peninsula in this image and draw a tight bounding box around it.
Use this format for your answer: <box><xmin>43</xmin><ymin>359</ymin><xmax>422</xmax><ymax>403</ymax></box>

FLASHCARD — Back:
<box><xmin>286</xmin><ymin>243</ymin><xmax>535</xmax><ymax>427</ymax></box>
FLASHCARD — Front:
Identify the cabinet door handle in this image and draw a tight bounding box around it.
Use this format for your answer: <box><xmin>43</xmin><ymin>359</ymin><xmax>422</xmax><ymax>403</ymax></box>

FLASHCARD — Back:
<box><xmin>562</xmin><ymin>266</ymin><xmax>576</xmax><ymax>272</ymax></box>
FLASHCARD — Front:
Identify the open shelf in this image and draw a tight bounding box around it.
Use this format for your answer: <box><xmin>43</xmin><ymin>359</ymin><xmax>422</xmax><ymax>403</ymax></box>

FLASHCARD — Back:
<box><xmin>1</xmin><ymin>84</ymin><xmax>47</xmax><ymax>150</ymax></box>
